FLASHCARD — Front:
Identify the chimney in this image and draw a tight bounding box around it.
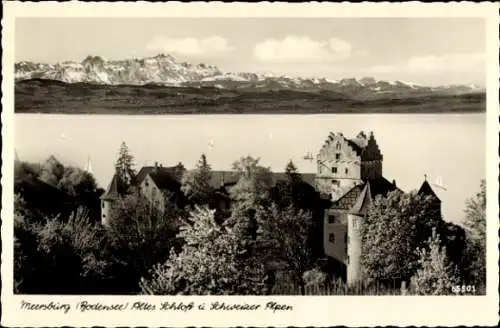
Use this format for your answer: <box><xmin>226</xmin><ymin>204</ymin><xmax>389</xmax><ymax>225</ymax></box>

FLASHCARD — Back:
<box><xmin>392</xmin><ymin>179</ymin><xmax>396</xmax><ymax>187</ymax></box>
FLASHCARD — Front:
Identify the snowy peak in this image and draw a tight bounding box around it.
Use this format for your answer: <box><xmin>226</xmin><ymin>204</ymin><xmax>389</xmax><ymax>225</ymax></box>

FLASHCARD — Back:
<box><xmin>14</xmin><ymin>54</ymin><xmax>482</xmax><ymax>97</ymax></box>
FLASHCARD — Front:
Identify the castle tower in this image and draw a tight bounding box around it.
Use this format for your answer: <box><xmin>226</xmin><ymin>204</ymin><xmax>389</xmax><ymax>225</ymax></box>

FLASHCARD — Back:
<box><xmin>360</xmin><ymin>132</ymin><xmax>383</xmax><ymax>179</ymax></box>
<box><xmin>418</xmin><ymin>175</ymin><xmax>442</xmax><ymax>217</ymax></box>
<box><xmin>315</xmin><ymin>131</ymin><xmax>381</xmax><ymax>201</ymax></box>
<box><xmin>100</xmin><ymin>173</ymin><xmax>119</xmax><ymax>226</ymax></box>
<box><xmin>346</xmin><ymin>181</ymin><xmax>372</xmax><ymax>286</ymax></box>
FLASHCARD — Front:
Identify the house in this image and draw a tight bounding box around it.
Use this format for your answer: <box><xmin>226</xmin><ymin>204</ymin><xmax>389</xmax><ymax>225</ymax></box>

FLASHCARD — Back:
<box><xmin>100</xmin><ymin>162</ymin><xmax>186</xmax><ymax>225</ymax></box>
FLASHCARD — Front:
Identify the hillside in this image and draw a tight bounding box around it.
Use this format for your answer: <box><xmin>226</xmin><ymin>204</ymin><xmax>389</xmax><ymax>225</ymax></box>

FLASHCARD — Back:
<box><xmin>15</xmin><ymin>78</ymin><xmax>485</xmax><ymax>114</ymax></box>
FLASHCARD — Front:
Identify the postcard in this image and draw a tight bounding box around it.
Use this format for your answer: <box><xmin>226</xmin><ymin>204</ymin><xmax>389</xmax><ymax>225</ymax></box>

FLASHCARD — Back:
<box><xmin>2</xmin><ymin>1</ymin><xmax>499</xmax><ymax>327</ymax></box>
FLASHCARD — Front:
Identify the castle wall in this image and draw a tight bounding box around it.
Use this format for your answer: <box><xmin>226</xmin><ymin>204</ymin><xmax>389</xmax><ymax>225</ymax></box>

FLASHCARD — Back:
<box><xmin>101</xmin><ymin>199</ymin><xmax>113</xmax><ymax>226</ymax></box>
<box><xmin>347</xmin><ymin>213</ymin><xmax>363</xmax><ymax>285</ymax></box>
<box><xmin>324</xmin><ymin>211</ymin><xmax>348</xmax><ymax>262</ymax></box>
<box><xmin>316</xmin><ymin>133</ymin><xmax>363</xmax><ymax>200</ymax></box>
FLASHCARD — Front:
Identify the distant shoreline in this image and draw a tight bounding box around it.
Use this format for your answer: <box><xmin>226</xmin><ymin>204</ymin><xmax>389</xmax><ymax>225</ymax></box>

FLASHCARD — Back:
<box><xmin>15</xmin><ymin>79</ymin><xmax>486</xmax><ymax>115</ymax></box>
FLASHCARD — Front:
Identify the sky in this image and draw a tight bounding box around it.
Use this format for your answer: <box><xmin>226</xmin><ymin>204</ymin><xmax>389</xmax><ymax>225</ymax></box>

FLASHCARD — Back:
<box><xmin>15</xmin><ymin>17</ymin><xmax>486</xmax><ymax>86</ymax></box>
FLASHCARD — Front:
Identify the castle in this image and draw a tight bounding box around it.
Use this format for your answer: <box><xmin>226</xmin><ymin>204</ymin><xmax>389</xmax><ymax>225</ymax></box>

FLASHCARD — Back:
<box><xmin>100</xmin><ymin>131</ymin><xmax>440</xmax><ymax>285</ymax></box>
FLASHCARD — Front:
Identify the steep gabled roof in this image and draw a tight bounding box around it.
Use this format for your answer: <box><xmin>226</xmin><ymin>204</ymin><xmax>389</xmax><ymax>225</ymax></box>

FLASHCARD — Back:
<box><xmin>136</xmin><ymin>165</ymin><xmax>178</xmax><ymax>184</ymax></box>
<box><xmin>148</xmin><ymin>169</ymin><xmax>181</xmax><ymax>191</ymax></box>
<box><xmin>100</xmin><ymin>173</ymin><xmax>120</xmax><ymax>200</ymax></box>
<box><xmin>349</xmin><ymin>182</ymin><xmax>372</xmax><ymax>215</ymax></box>
<box><xmin>209</xmin><ymin>171</ymin><xmax>239</xmax><ymax>188</ymax></box>
<box><xmin>418</xmin><ymin>180</ymin><xmax>441</xmax><ymax>202</ymax></box>
<box><xmin>331</xmin><ymin>176</ymin><xmax>399</xmax><ymax>213</ymax></box>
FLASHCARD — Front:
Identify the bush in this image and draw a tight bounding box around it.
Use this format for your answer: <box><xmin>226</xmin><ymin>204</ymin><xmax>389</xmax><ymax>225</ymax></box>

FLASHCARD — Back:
<box><xmin>410</xmin><ymin>230</ymin><xmax>460</xmax><ymax>295</ymax></box>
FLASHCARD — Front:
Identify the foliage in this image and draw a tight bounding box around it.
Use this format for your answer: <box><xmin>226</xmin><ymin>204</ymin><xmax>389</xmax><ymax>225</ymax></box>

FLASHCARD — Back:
<box><xmin>462</xmin><ymin>180</ymin><xmax>486</xmax><ymax>285</ymax></box>
<box><xmin>140</xmin><ymin>206</ymin><xmax>265</xmax><ymax>295</ymax></box>
<box><xmin>107</xmin><ymin>193</ymin><xmax>182</xmax><ymax>293</ymax></box>
<box><xmin>14</xmin><ymin>208</ymin><xmax>108</xmax><ymax>294</ymax></box>
<box><xmin>360</xmin><ymin>190</ymin><xmax>442</xmax><ymax>285</ymax></box>
<box><xmin>114</xmin><ymin>142</ymin><xmax>136</xmax><ymax>193</ymax></box>
<box><xmin>39</xmin><ymin>156</ymin><xmax>65</xmax><ymax>186</ymax></box>
<box><xmin>230</xmin><ymin>156</ymin><xmax>273</xmax><ymax>209</ymax></box>
<box><xmin>256</xmin><ymin>204</ymin><xmax>315</xmax><ymax>295</ymax></box>
<box><xmin>181</xmin><ymin>154</ymin><xmax>213</xmax><ymax>204</ymax></box>
<box><xmin>57</xmin><ymin>166</ymin><xmax>98</xmax><ymax>197</ymax></box>
<box><xmin>410</xmin><ymin>230</ymin><xmax>460</xmax><ymax>295</ymax></box>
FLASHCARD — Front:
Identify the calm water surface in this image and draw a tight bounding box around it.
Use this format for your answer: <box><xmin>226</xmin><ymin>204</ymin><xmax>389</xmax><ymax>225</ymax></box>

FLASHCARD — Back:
<box><xmin>15</xmin><ymin>113</ymin><xmax>486</xmax><ymax>224</ymax></box>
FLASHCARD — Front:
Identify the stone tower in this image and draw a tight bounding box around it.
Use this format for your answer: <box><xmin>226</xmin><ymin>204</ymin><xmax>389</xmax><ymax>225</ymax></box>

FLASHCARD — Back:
<box><xmin>100</xmin><ymin>173</ymin><xmax>119</xmax><ymax>226</ymax></box>
<box><xmin>346</xmin><ymin>182</ymin><xmax>372</xmax><ymax>286</ymax></box>
<box><xmin>315</xmin><ymin>131</ymin><xmax>383</xmax><ymax>201</ymax></box>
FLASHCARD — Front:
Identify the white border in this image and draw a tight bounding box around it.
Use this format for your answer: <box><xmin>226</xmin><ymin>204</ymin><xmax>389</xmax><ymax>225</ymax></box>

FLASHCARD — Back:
<box><xmin>2</xmin><ymin>2</ymin><xmax>499</xmax><ymax>327</ymax></box>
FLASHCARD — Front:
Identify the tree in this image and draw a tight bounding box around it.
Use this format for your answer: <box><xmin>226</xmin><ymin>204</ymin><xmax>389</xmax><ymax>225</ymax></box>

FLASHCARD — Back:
<box><xmin>463</xmin><ymin>179</ymin><xmax>486</xmax><ymax>240</ymax></box>
<box><xmin>114</xmin><ymin>142</ymin><xmax>136</xmax><ymax>194</ymax></box>
<box><xmin>181</xmin><ymin>154</ymin><xmax>213</xmax><ymax>204</ymax></box>
<box><xmin>410</xmin><ymin>229</ymin><xmax>460</xmax><ymax>295</ymax></box>
<box><xmin>39</xmin><ymin>155</ymin><xmax>65</xmax><ymax>186</ymax></box>
<box><xmin>462</xmin><ymin>180</ymin><xmax>486</xmax><ymax>286</ymax></box>
<box><xmin>58</xmin><ymin>166</ymin><xmax>98</xmax><ymax>197</ymax></box>
<box><xmin>360</xmin><ymin>190</ymin><xmax>442</xmax><ymax>285</ymax></box>
<box><xmin>14</xmin><ymin>208</ymin><xmax>108</xmax><ymax>294</ymax></box>
<box><xmin>107</xmin><ymin>193</ymin><xmax>182</xmax><ymax>294</ymax></box>
<box><xmin>139</xmin><ymin>206</ymin><xmax>265</xmax><ymax>295</ymax></box>
<box><xmin>256</xmin><ymin>204</ymin><xmax>315</xmax><ymax>295</ymax></box>
<box><xmin>230</xmin><ymin>156</ymin><xmax>273</xmax><ymax>209</ymax></box>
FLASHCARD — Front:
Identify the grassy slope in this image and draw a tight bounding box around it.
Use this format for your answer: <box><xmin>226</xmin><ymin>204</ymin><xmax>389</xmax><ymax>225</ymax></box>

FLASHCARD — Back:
<box><xmin>15</xmin><ymin>79</ymin><xmax>486</xmax><ymax>114</ymax></box>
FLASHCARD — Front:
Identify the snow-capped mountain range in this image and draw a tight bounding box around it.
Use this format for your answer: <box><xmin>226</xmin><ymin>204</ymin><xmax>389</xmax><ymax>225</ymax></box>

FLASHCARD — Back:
<box><xmin>15</xmin><ymin>54</ymin><xmax>483</xmax><ymax>97</ymax></box>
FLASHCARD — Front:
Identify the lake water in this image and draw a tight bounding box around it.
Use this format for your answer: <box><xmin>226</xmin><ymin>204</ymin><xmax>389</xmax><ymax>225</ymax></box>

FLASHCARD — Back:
<box><xmin>14</xmin><ymin>113</ymin><xmax>486</xmax><ymax>225</ymax></box>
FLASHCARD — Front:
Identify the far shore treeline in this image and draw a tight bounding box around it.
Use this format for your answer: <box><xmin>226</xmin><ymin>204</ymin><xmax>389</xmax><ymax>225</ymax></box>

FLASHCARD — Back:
<box><xmin>14</xmin><ymin>143</ymin><xmax>486</xmax><ymax>295</ymax></box>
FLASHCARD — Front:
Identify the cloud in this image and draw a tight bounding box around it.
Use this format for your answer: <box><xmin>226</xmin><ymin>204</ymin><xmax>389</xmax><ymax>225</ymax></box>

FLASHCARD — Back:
<box><xmin>253</xmin><ymin>36</ymin><xmax>351</xmax><ymax>62</ymax></box>
<box><xmin>367</xmin><ymin>52</ymin><xmax>485</xmax><ymax>75</ymax></box>
<box><xmin>146</xmin><ymin>36</ymin><xmax>234</xmax><ymax>56</ymax></box>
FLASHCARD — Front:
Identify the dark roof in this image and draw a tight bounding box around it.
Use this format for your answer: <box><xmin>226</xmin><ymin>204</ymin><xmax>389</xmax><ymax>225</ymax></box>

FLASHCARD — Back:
<box><xmin>208</xmin><ymin>171</ymin><xmax>316</xmax><ymax>188</ymax></box>
<box><xmin>349</xmin><ymin>182</ymin><xmax>372</xmax><ymax>215</ymax></box>
<box><xmin>100</xmin><ymin>174</ymin><xmax>120</xmax><ymax>200</ymax></box>
<box><xmin>418</xmin><ymin>180</ymin><xmax>441</xmax><ymax>202</ymax></box>
<box><xmin>331</xmin><ymin>176</ymin><xmax>399</xmax><ymax>211</ymax></box>
<box><xmin>209</xmin><ymin>171</ymin><xmax>239</xmax><ymax>188</ymax></box>
<box><xmin>148</xmin><ymin>170</ymin><xmax>181</xmax><ymax>191</ymax></box>
<box><xmin>136</xmin><ymin>165</ymin><xmax>178</xmax><ymax>184</ymax></box>
<box><xmin>363</xmin><ymin>176</ymin><xmax>399</xmax><ymax>198</ymax></box>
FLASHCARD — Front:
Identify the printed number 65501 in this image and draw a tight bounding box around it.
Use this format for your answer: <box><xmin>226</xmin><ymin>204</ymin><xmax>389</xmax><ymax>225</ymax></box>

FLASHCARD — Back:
<box><xmin>451</xmin><ymin>285</ymin><xmax>476</xmax><ymax>294</ymax></box>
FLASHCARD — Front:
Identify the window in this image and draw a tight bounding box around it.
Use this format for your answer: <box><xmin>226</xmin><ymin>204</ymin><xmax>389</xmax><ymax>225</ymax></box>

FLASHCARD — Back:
<box><xmin>102</xmin><ymin>202</ymin><xmax>105</xmax><ymax>209</ymax></box>
<box><xmin>346</xmin><ymin>255</ymin><xmax>350</xmax><ymax>264</ymax></box>
<box><xmin>336</xmin><ymin>153</ymin><xmax>340</xmax><ymax>160</ymax></box>
<box><xmin>332</xmin><ymin>167</ymin><xmax>338</xmax><ymax>174</ymax></box>
<box><xmin>331</xmin><ymin>179</ymin><xmax>340</xmax><ymax>187</ymax></box>
<box><xmin>336</xmin><ymin>142</ymin><xmax>341</xmax><ymax>150</ymax></box>
<box><xmin>352</xmin><ymin>218</ymin><xmax>358</xmax><ymax>229</ymax></box>
<box><xmin>102</xmin><ymin>214</ymin><xmax>106</xmax><ymax>218</ymax></box>
<box><xmin>345</xmin><ymin>232</ymin><xmax>349</xmax><ymax>243</ymax></box>
<box><xmin>328</xmin><ymin>215</ymin><xmax>336</xmax><ymax>224</ymax></box>
<box><xmin>345</xmin><ymin>168</ymin><xmax>349</xmax><ymax>174</ymax></box>
<box><xmin>329</xmin><ymin>233</ymin><xmax>335</xmax><ymax>243</ymax></box>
